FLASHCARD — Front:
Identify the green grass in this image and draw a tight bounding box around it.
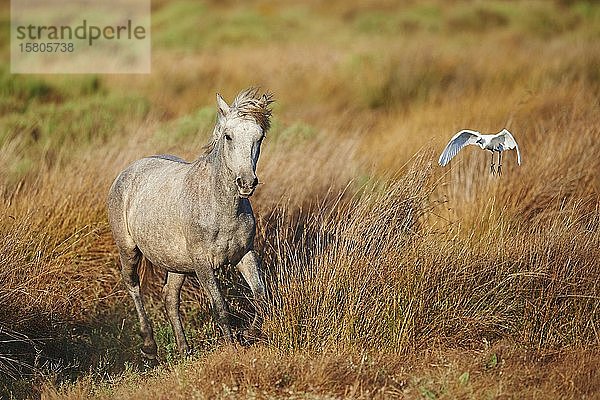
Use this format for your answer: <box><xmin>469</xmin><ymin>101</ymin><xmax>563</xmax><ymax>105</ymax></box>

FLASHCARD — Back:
<box><xmin>153</xmin><ymin>106</ymin><xmax>214</xmax><ymax>149</ymax></box>
<box><xmin>353</xmin><ymin>4</ymin><xmax>443</xmax><ymax>35</ymax></box>
<box><xmin>0</xmin><ymin>93</ymin><xmax>149</xmax><ymax>185</ymax></box>
<box><xmin>151</xmin><ymin>1</ymin><xmax>307</xmax><ymax>50</ymax></box>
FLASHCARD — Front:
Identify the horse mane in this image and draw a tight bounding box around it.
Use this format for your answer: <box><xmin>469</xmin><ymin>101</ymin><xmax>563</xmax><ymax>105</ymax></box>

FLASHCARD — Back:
<box><xmin>230</xmin><ymin>87</ymin><xmax>275</xmax><ymax>133</ymax></box>
<box><xmin>202</xmin><ymin>87</ymin><xmax>274</xmax><ymax>156</ymax></box>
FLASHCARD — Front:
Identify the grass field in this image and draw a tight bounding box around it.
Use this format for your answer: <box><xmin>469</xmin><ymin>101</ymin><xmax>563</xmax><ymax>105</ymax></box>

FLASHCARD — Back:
<box><xmin>1</xmin><ymin>0</ymin><xmax>600</xmax><ymax>398</ymax></box>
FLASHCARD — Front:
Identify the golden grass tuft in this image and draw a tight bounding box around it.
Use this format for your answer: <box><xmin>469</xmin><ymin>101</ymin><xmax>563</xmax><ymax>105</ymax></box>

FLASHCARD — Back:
<box><xmin>42</xmin><ymin>344</ymin><xmax>600</xmax><ymax>399</ymax></box>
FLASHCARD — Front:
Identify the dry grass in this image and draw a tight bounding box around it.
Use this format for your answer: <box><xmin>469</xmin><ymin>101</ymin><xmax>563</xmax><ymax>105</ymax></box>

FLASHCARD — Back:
<box><xmin>1</xmin><ymin>0</ymin><xmax>600</xmax><ymax>398</ymax></box>
<box><xmin>42</xmin><ymin>344</ymin><xmax>600</xmax><ymax>399</ymax></box>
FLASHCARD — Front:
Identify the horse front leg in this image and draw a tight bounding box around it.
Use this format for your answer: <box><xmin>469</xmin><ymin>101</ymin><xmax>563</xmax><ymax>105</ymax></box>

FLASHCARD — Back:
<box><xmin>236</xmin><ymin>250</ymin><xmax>266</xmax><ymax>344</ymax></box>
<box><xmin>162</xmin><ymin>272</ymin><xmax>190</xmax><ymax>357</ymax></box>
<box><xmin>194</xmin><ymin>264</ymin><xmax>234</xmax><ymax>343</ymax></box>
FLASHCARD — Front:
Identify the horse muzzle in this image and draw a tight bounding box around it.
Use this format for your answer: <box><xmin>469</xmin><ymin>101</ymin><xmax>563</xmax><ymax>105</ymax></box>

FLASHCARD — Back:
<box><xmin>236</xmin><ymin>176</ymin><xmax>259</xmax><ymax>198</ymax></box>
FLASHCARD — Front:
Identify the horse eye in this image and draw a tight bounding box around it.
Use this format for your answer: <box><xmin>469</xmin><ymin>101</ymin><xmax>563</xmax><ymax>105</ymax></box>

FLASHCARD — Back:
<box><xmin>224</xmin><ymin>134</ymin><xmax>232</xmax><ymax>141</ymax></box>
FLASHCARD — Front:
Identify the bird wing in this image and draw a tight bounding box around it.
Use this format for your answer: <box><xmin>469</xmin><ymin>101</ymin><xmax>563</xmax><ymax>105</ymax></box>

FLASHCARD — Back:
<box><xmin>497</xmin><ymin>129</ymin><xmax>521</xmax><ymax>165</ymax></box>
<box><xmin>438</xmin><ymin>130</ymin><xmax>481</xmax><ymax>166</ymax></box>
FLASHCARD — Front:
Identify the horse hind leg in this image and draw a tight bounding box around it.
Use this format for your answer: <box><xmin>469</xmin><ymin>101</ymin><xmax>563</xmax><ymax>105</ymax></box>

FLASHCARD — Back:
<box><xmin>119</xmin><ymin>247</ymin><xmax>158</xmax><ymax>362</ymax></box>
<box><xmin>162</xmin><ymin>272</ymin><xmax>190</xmax><ymax>356</ymax></box>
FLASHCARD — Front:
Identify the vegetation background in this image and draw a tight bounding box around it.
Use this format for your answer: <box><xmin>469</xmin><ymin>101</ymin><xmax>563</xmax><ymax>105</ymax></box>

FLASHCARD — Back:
<box><xmin>1</xmin><ymin>0</ymin><xmax>600</xmax><ymax>398</ymax></box>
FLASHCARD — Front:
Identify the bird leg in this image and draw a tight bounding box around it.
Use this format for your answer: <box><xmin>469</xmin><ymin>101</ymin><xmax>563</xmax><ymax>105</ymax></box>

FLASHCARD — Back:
<box><xmin>490</xmin><ymin>152</ymin><xmax>496</xmax><ymax>175</ymax></box>
<box><xmin>497</xmin><ymin>152</ymin><xmax>503</xmax><ymax>176</ymax></box>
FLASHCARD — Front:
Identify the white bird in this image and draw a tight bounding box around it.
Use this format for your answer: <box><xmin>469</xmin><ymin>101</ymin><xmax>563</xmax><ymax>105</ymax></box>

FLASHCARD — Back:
<box><xmin>438</xmin><ymin>128</ymin><xmax>521</xmax><ymax>175</ymax></box>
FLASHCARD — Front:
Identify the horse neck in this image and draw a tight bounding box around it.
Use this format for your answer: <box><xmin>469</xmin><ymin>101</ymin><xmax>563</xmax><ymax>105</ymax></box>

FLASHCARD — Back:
<box><xmin>190</xmin><ymin>139</ymin><xmax>241</xmax><ymax>215</ymax></box>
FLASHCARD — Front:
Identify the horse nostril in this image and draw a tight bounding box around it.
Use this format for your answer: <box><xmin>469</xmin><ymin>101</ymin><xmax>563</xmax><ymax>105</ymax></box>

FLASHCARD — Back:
<box><xmin>236</xmin><ymin>177</ymin><xmax>243</xmax><ymax>188</ymax></box>
<box><xmin>252</xmin><ymin>177</ymin><xmax>259</xmax><ymax>187</ymax></box>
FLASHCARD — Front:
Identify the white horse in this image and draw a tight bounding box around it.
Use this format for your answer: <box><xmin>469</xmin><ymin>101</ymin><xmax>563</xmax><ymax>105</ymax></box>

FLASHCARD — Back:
<box><xmin>107</xmin><ymin>88</ymin><xmax>273</xmax><ymax>360</ymax></box>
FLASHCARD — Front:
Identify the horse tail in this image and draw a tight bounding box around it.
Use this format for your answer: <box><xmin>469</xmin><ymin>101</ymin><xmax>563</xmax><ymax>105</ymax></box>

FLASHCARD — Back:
<box><xmin>138</xmin><ymin>256</ymin><xmax>158</xmax><ymax>290</ymax></box>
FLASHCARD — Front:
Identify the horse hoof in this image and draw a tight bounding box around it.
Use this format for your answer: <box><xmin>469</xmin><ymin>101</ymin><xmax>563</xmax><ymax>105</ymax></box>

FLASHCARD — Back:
<box><xmin>182</xmin><ymin>348</ymin><xmax>194</xmax><ymax>359</ymax></box>
<box><xmin>140</xmin><ymin>350</ymin><xmax>159</xmax><ymax>368</ymax></box>
<box><xmin>239</xmin><ymin>329</ymin><xmax>262</xmax><ymax>346</ymax></box>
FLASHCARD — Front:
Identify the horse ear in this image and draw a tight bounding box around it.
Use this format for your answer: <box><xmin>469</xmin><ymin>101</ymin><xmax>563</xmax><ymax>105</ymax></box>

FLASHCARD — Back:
<box><xmin>216</xmin><ymin>93</ymin><xmax>230</xmax><ymax>118</ymax></box>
